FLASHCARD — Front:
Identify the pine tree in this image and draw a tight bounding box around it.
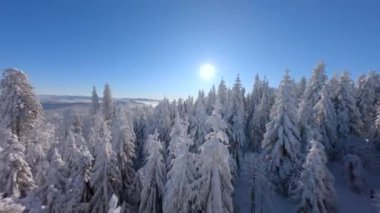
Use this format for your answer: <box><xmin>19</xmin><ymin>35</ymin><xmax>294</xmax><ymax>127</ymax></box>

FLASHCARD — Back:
<box><xmin>0</xmin><ymin>133</ymin><xmax>35</xmax><ymax>198</ymax></box>
<box><xmin>249</xmin><ymin>79</ymin><xmax>274</xmax><ymax>151</ymax></box>
<box><xmin>247</xmin><ymin>75</ymin><xmax>275</xmax><ymax>150</ymax></box>
<box><xmin>357</xmin><ymin>71</ymin><xmax>380</xmax><ymax>133</ymax></box>
<box><xmin>314</xmin><ymin>84</ymin><xmax>338</xmax><ymax>156</ymax></box>
<box><xmin>375</xmin><ymin>103</ymin><xmax>380</xmax><ymax>141</ymax></box>
<box><xmin>164</xmin><ymin>115</ymin><xmax>195</xmax><ymax>213</ymax></box>
<box><xmin>195</xmin><ymin>101</ymin><xmax>233</xmax><ymax>213</ymax></box>
<box><xmin>335</xmin><ymin>72</ymin><xmax>363</xmax><ymax>137</ymax></box>
<box><xmin>90</xmin><ymin>86</ymin><xmax>100</xmax><ymax>115</ymax></box>
<box><xmin>153</xmin><ymin>98</ymin><xmax>172</xmax><ymax>147</ymax></box>
<box><xmin>63</xmin><ymin>131</ymin><xmax>93</xmax><ymax>212</ymax></box>
<box><xmin>0</xmin><ymin>68</ymin><xmax>43</xmax><ymax>141</ymax></box>
<box><xmin>139</xmin><ymin>132</ymin><xmax>166</xmax><ymax>213</ymax></box>
<box><xmin>298</xmin><ymin>62</ymin><xmax>327</xmax><ymax>144</ymax></box>
<box><xmin>217</xmin><ymin>79</ymin><xmax>229</xmax><ymax>118</ymax></box>
<box><xmin>102</xmin><ymin>83</ymin><xmax>113</xmax><ymax>121</ymax></box>
<box><xmin>111</xmin><ymin>107</ymin><xmax>136</xmax><ymax>203</ymax></box>
<box><xmin>90</xmin><ymin>122</ymin><xmax>122</xmax><ymax>213</ymax></box>
<box><xmin>292</xmin><ymin>140</ymin><xmax>336</xmax><ymax>213</ymax></box>
<box><xmin>296</xmin><ymin>77</ymin><xmax>307</xmax><ymax>103</ymax></box>
<box><xmin>36</xmin><ymin>148</ymin><xmax>68</xmax><ymax>212</ymax></box>
<box><xmin>228</xmin><ymin>75</ymin><xmax>246</xmax><ymax>168</ymax></box>
<box><xmin>206</xmin><ymin>85</ymin><xmax>217</xmax><ymax>114</ymax></box>
<box><xmin>190</xmin><ymin>91</ymin><xmax>209</xmax><ymax>150</ymax></box>
<box><xmin>176</xmin><ymin>98</ymin><xmax>186</xmax><ymax>119</ymax></box>
<box><xmin>261</xmin><ymin>71</ymin><xmax>301</xmax><ymax>193</ymax></box>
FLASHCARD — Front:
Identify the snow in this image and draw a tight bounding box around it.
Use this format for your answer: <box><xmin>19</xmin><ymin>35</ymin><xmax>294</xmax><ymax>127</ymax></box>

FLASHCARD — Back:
<box><xmin>1</xmin><ymin>67</ymin><xmax>380</xmax><ymax>213</ymax></box>
<box><xmin>235</xmin><ymin>152</ymin><xmax>380</xmax><ymax>213</ymax></box>
<box><xmin>329</xmin><ymin>161</ymin><xmax>379</xmax><ymax>213</ymax></box>
<box><xmin>234</xmin><ymin>152</ymin><xmax>295</xmax><ymax>213</ymax></box>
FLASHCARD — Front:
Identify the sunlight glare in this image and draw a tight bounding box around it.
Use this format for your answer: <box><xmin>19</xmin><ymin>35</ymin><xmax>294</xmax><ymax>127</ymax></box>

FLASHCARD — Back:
<box><xmin>199</xmin><ymin>64</ymin><xmax>216</xmax><ymax>80</ymax></box>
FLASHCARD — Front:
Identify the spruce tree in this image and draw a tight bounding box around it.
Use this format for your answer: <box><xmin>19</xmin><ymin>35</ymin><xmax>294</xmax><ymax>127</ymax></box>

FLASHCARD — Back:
<box><xmin>261</xmin><ymin>71</ymin><xmax>301</xmax><ymax>193</ymax></box>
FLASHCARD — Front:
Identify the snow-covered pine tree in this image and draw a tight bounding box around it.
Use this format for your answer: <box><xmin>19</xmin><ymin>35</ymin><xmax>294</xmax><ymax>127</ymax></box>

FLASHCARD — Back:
<box><xmin>248</xmin><ymin>74</ymin><xmax>263</xmax><ymax>114</ymax></box>
<box><xmin>111</xmin><ymin>106</ymin><xmax>136</xmax><ymax>203</ymax></box>
<box><xmin>314</xmin><ymin>84</ymin><xmax>338</xmax><ymax>156</ymax></box>
<box><xmin>228</xmin><ymin>75</ymin><xmax>246</xmax><ymax>168</ymax></box>
<box><xmin>249</xmin><ymin>79</ymin><xmax>274</xmax><ymax>151</ymax></box>
<box><xmin>90</xmin><ymin>122</ymin><xmax>122</xmax><ymax>213</ymax></box>
<box><xmin>90</xmin><ymin>86</ymin><xmax>100</xmax><ymax>115</ymax></box>
<box><xmin>296</xmin><ymin>77</ymin><xmax>307</xmax><ymax>104</ymax></box>
<box><xmin>195</xmin><ymin>101</ymin><xmax>233</xmax><ymax>213</ymax></box>
<box><xmin>335</xmin><ymin>72</ymin><xmax>364</xmax><ymax>137</ymax></box>
<box><xmin>217</xmin><ymin>79</ymin><xmax>229</xmax><ymax>119</ymax></box>
<box><xmin>246</xmin><ymin>75</ymin><xmax>275</xmax><ymax>151</ymax></box>
<box><xmin>62</xmin><ymin>130</ymin><xmax>93</xmax><ymax>212</ymax></box>
<box><xmin>176</xmin><ymin>98</ymin><xmax>186</xmax><ymax>119</ymax></box>
<box><xmin>190</xmin><ymin>91</ymin><xmax>209</xmax><ymax>150</ymax></box>
<box><xmin>0</xmin><ymin>68</ymin><xmax>43</xmax><ymax>141</ymax></box>
<box><xmin>0</xmin><ymin>133</ymin><xmax>35</xmax><ymax>198</ymax></box>
<box><xmin>102</xmin><ymin>83</ymin><xmax>113</xmax><ymax>121</ymax></box>
<box><xmin>183</xmin><ymin>96</ymin><xmax>194</xmax><ymax>116</ymax></box>
<box><xmin>25</xmin><ymin>122</ymin><xmax>54</xmax><ymax>185</ymax></box>
<box><xmin>139</xmin><ymin>132</ymin><xmax>166</xmax><ymax>213</ymax></box>
<box><xmin>375</xmin><ymin>103</ymin><xmax>380</xmax><ymax>143</ymax></box>
<box><xmin>261</xmin><ymin>71</ymin><xmax>301</xmax><ymax>193</ymax></box>
<box><xmin>292</xmin><ymin>140</ymin><xmax>336</xmax><ymax>213</ymax></box>
<box><xmin>298</xmin><ymin>62</ymin><xmax>327</xmax><ymax>144</ymax></box>
<box><xmin>36</xmin><ymin>148</ymin><xmax>68</xmax><ymax>212</ymax></box>
<box><xmin>153</xmin><ymin>98</ymin><xmax>172</xmax><ymax>148</ymax></box>
<box><xmin>357</xmin><ymin>71</ymin><xmax>380</xmax><ymax>134</ymax></box>
<box><xmin>250</xmin><ymin>153</ymin><xmax>275</xmax><ymax>213</ymax></box>
<box><xmin>164</xmin><ymin>115</ymin><xmax>195</xmax><ymax>213</ymax></box>
<box><xmin>206</xmin><ymin>85</ymin><xmax>217</xmax><ymax>114</ymax></box>
<box><xmin>133</xmin><ymin>106</ymin><xmax>155</xmax><ymax>170</ymax></box>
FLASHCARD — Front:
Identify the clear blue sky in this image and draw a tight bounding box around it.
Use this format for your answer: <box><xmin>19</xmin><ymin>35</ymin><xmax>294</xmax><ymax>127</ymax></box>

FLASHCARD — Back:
<box><xmin>0</xmin><ymin>0</ymin><xmax>379</xmax><ymax>99</ymax></box>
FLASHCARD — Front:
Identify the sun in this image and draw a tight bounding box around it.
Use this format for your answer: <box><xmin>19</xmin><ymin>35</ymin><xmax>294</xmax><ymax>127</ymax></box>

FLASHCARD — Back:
<box><xmin>199</xmin><ymin>64</ymin><xmax>216</xmax><ymax>80</ymax></box>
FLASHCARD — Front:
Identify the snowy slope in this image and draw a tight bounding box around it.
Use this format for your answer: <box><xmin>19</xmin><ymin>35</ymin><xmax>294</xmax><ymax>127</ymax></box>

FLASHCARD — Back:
<box><xmin>234</xmin><ymin>152</ymin><xmax>295</xmax><ymax>213</ymax></box>
<box><xmin>235</xmin><ymin>153</ymin><xmax>380</xmax><ymax>213</ymax></box>
<box><xmin>329</xmin><ymin>161</ymin><xmax>379</xmax><ymax>213</ymax></box>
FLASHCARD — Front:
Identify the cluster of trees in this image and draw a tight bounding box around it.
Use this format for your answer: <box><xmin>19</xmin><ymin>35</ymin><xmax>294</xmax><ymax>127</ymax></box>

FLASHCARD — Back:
<box><xmin>0</xmin><ymin>64</ymin><xmax>379</xmax><ymax>213</ymax></box>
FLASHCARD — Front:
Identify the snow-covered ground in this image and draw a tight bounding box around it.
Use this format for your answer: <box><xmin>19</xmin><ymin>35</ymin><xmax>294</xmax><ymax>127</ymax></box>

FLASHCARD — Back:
<box><xmin>330</xmin><ymin>161</ymin><xmax>379</xmax><ymax>213</ymax></box>
<box><xmin>234</xmin><ymin>152</ymin><xmax>295</xmax><ymax>213</ymax></box>
<box><xmin>235</xmin><ymin>153</ymin><xmax>380</xmax><ymax>213</ymax></box>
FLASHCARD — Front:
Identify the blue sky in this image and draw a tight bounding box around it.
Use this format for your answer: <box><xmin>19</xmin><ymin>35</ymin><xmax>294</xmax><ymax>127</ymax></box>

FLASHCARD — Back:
<box><xmin>0</xmin><ymin>0</ymin><xmax>379</xmax><ymax>99</ymax></box>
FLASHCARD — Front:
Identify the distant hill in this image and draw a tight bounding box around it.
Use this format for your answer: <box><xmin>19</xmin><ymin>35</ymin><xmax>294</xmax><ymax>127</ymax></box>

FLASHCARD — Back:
<box><xmin>38</xmin><ymin>95</ymin><xmax>160</xmax><ymax>110</ymax></box>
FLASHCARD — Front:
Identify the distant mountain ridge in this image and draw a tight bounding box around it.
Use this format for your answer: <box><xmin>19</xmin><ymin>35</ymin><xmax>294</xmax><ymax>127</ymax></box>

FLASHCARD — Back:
<box><xmin>38</xmin><ymin>95</ymin><xmax>160</xmax><ymax>110</ymax></box>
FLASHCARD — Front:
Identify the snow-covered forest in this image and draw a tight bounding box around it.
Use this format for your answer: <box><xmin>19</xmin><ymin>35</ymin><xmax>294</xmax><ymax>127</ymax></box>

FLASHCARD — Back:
<box><xmin>1</xmin><ymin>64</ymin><xmax>380</xmax><ymax>213</ymax></box>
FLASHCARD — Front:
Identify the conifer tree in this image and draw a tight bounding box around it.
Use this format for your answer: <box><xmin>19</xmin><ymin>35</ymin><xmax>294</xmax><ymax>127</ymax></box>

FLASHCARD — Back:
<box><xmin>195</xmin><ymin>101</ymin><xmax>233</xmax><ymax>213</ymax></box>
<box><xmin>206</xmin><ymin>85</ymin><xmax>217</xmax><ymax>114</ymax></box>
<box><xmin>90</xmin><ymin>86</ymin><xmax>100</xmax><ymax>115</ymax></box>
<box><xmin>102</xmin><ymin>83</ymin><xmax>113</xmax><ymax>121</ymax></box>
<box><xmin>0</xmin><ymin>133</ymin><xmax>35</xmax><ymax>198</ymax></box>
<box><xmin>314</xmin><ymin>85</ymin><xmax>338</xmax><ymax>156</ymax></box>
<box><xmin>164</xmin><ymin>115</ymin><xmax>195</xmax><ymax>213</ymax></box>
<box><xmin>293</xmin><ymin>141</ymin><xmax>336</xmax><ymax>213</ymax></box>
<box><xmin>111</xmin><ymin>107</ymin><xmax>136</xmax><ymax>202</ymax></box>
<box><xmin>335</xmin><ymin>72</ymin><xmax>364</xmax><ymax>137</ymax></box>
<box><xmin>90</xmin><ymin>123</ymin><xmax>122</xmax><ymax>213</ymax></box>
<box><xmin>261</xmin><ymin>71</ymin><xmax>301</xmax><ymax>192</ymax></box>
<box><xmin>0</xmin><ymin>68</ymin><xmax>43</xmax><ymax>141</ymax></box>
<box><xmin>357</xmin><ymin>71</ymin><xmax>380</xmax><ymax>133</ymax></box>
<box><xmin>228</xmin><ymin>75</ymin><xmax>246</xmax><ymax>167</ymax></box>
<box><xmin>298</xmin><ymin>63</ymin><xmax>327</xmax><ymax>144</ymax></box>
<box><xmin>139</xmin><ymin>132</ymin><xmax>166</xmax><ymax>213</ymax></box>
<box><xmin>190</xmin><ymin>91</ymin><xmax>209</xmax><ymax>150</ymax></box>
